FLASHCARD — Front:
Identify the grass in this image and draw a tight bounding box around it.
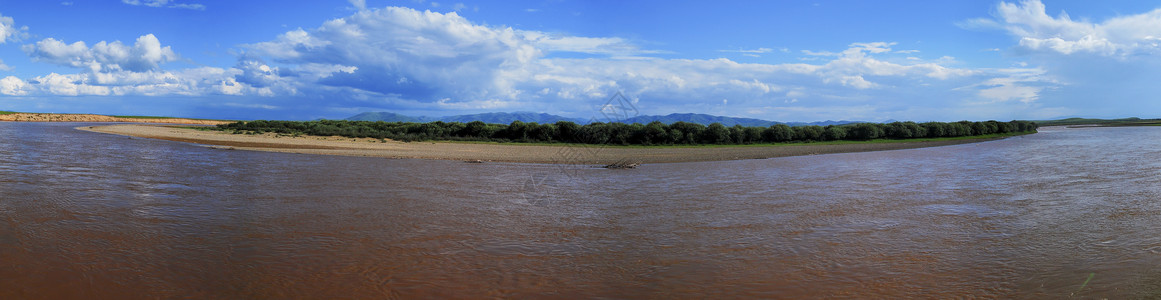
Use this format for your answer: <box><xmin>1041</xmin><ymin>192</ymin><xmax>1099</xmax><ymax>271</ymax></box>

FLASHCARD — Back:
<box><xmin>112</xmin><ymin>115</ymin><xmax>181</xmax><ymax>119</ymax></box>
<box><xmin>1104</xmin><ymin>120</ymin><xmax>1161</xmax><ymax>127</ymax></box>
<box><xmin>0</xmin><ymin>111</ymin><xmax>16</xmax><ymax>115</ymax></box>
<box><xmin>431</xmin><ymin>131</ymin><xmax>1035</xmax><ymax>148</ymax></box>
<box><xmin>114</xmin><ymin>115</ymin><xmax>233</xmax><ymax>121</ymax></box>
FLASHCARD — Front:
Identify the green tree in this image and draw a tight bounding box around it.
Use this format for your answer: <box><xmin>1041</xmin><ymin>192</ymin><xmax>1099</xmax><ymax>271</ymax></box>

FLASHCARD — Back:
<box><xmin>702</xmin><ymin>123</ymin><xmax>731</xmax><ymax>144</ymax></box>
<box><xmin>763</xmin><ymin>124</ymin><xmax>793</xmax><ymax>142</ymax></box>
<box><xmin>823</xmin><ymin>125</ymin><xmax>848</xmax><ymax>141</ymax></box>
<box><xmin>794</xmin><ymin>126</ymin><xmax>823</xmax><ymax>141</ymax></box>
<box><xmin>555</xmin><ymin>121</ymin><xmax>581</xmax><ymax>142</ymax></box>
<box><xmin>729</xmin><ymin>125</ymin><xmax>747</xmax><ymax>144</ymax></box>
<box><xmin>849</xmin><ymin>123</ymin><xmax>884</xmax><ymax>140</ymax></box>
<box><xmin>744</xmin><ymin>126</ymin><xmax>764</xmax><ymax>144</ymax></box>
<box><xmin>669</xmin><ymin>122</ymin><xmax>705</xmax><ymax>144</ymax></box>
<box><xmin>643</xmin><ymin>121</ymin><xmax>669</xmax><ymax>145</ymax></box>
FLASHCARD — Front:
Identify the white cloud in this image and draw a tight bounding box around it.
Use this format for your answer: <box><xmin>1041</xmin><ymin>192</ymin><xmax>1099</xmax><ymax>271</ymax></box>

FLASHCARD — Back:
<box><xmin>223</xmin><ymin>102</ymin><xmax>280</xmax><ymax>110</ymax></box>
<box><xmin>719</xmin><ymin>47</ymin><xmax>782</xmax><ymax>58</ymax></box>
<box><xmin>13</xmin><ymin>66</ymin><xmax>290</xmax><ymax>97</ymax></box>
<box><xmin>519</xmin><ymin>31</ymin><xmax>659</xmax><ymax>56</ymax></box>
<box><xmin>122</xmin><ymin>0</ymin><xmax>205</xmax><ymax>10</ymax></box>
<box><xmin>5</xmin><ymin>5</ymin><xmax>1063</xmax><ymax>121</ymax></box>
<box><xmin>808</xmin><ymin>42</ymin><xmax>977</xmax><ymax>87</ymax></box>
<box><xmin>984</xmin><ymin>0</ymin><xmax>1161</xmax><ymax>57</ymax></box>
<box><xmin>23</xmin><ymin>34</ymin><xmax>179</xmax><ymax>73</ymax></box>
<box><xmin>0</xmin><ymin>76</ymin><xmax>28</xmax><ymax>95</ymax></box>
<box><xmin>168</xmin><ymin>3</ymin><xmax>205</xmax><ymax>10</ymax></box>
<box><xmin>234</xmin><ymin>60</ymin><xmax>284</xmax><ymax>88</ymax></box>
<box><xmin>29</xmin><ymin>73</ymin><xmax>111</xmax><ymax>96</ymax></box>
<box><xmin>720</xmin><ymin>47</ymin><xmax>773</xmax><ymax>54</ymax></box>
<box><xmin>0</xmin><ymin>13</ymin><xmax>28</xmax><ymax>44</ymax></box>
<box><xmin>978</xmin><ymin>79</ymin><xmax>1042</xmax><ymax>103</ymax></box>
<box><xmin>11</xmin><ymin>28</ymin><xmax>359</xmax><ymax>99</ymax></box>
<box><xmin>955</xmin><ymin>67</ymin><xmax>1051</xmax><ymax>104</ymax></box>
<box><xmin>241</xmin><ymin>7</ymin><xmax>985</xmax><ymax>108</ymax></box>
<box><xmin>349</xmin><ymin>0</ymin><xmax>365</xmax><ymax>10</ymax></box>
<box><xmin>245</xmin><ymin>7</ymin><xmax>543</xmax><ymax>102</ymax></box>
<box><xmin>802</xmin><ymin>49</ymin><xmax>838</xmax><ymax>57</ymax></box>
<box><xmin>226</xmin><ymin>6</ymin><xmax>1032</xmax><ymax>118</ymax></box>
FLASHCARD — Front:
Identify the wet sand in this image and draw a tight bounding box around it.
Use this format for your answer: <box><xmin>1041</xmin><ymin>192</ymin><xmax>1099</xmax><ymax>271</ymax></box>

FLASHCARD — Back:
<box><xmin>79</xmin><ymin>124</ymin><xmax>1014</xmax><ymax>164</ymax></box>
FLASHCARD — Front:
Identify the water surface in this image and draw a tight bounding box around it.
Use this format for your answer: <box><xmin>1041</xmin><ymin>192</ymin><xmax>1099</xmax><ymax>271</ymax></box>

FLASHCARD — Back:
<box><xmin>2</xmin><ymin>123</ymin><xmax>1160</xmax><ymax>298</ymax></box>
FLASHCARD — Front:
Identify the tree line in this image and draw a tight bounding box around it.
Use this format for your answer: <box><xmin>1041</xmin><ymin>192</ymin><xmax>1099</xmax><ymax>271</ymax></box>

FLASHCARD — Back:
<box><xmin>215</xmin><ymin>119</ymin><xmax>1038</xmax><ymax>145</ymax></box>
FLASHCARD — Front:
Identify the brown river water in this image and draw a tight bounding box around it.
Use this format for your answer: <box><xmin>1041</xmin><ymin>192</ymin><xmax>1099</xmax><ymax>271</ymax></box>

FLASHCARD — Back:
<box><xmin>2</xmin><ymin>122</ymin><xmax>1161</xmax><ymax>298</ymax></box>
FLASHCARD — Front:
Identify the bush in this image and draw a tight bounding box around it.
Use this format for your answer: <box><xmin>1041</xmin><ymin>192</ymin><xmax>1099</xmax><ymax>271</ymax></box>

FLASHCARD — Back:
<box><xmin>214</xmin><ymin>119</ymin><xmax>1037</xmax><ymax>146</ymax></box>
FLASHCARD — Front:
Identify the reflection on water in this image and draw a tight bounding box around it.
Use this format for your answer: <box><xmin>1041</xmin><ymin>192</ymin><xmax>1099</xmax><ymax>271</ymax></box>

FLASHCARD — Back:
<box><xmin>2</xmin><ymin>123</ymin><xmax>1161</xmax><ymax>298</ymax></box>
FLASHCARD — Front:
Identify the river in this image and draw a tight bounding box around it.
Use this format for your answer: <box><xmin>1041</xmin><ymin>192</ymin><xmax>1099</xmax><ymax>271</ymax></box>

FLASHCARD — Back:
<box><xmin>1</xmin><ymin>122</ymin><xmax>1159</xmax><ymax>298</ymax></box>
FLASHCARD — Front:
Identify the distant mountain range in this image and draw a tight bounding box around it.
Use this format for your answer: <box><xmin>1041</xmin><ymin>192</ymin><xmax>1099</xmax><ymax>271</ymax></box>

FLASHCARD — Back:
<box><xmin>346</xmin><ymin>111</ymin><xmax>582</xmax><ymax>124</ymax></box>
<box><xmin>344</xmin><ymin>111</ymin><xmax>864</xmax><ymax>127</ymax></box>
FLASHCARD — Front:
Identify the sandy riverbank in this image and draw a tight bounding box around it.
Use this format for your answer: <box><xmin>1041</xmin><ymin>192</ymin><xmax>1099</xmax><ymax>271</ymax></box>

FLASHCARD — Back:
<box><xmin>1</xmin><ymin>113</ymin><xmax>230</xmax><ymax>125</ymax></box>
<box><xmin>79</xmin><ymin>124</ymin><xmax>1013</xmax><ymax>164</ymax></box>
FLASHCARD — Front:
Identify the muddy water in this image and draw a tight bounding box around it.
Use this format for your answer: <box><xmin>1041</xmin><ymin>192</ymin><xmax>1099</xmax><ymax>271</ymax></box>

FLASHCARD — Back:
<box><xmin>2</xmin><ymin>123</ymin><xmax>1161</xmax><ymax>298</ymax></box>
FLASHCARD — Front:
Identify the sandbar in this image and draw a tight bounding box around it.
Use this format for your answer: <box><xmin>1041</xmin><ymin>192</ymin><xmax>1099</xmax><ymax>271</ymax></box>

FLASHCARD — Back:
<box><xmin>78</xmin><ymin>124</ymin><xmax>1015</xmax><ymax>164</ymax></box>
<box><xmin>1</xmin><ymin>113</ymin><xmax>229</xmax><ymax>125</ymax></box>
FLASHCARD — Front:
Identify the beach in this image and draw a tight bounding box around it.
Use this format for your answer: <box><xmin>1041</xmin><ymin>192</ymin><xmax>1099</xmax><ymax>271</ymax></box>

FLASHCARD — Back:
<box><xmin>0</xmin><ymin>113</ymin><xmax>229</xmax><ymax>125</ymax></box>
<box><xmin>79</xmin><ymin>124</ymin><xmax>1014</xmax><ymax>164</ymax></box>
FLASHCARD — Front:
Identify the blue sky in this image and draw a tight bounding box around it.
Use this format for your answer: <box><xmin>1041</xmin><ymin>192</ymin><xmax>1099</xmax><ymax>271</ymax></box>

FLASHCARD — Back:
<box><xmin>0</xmin><ymin>0</ymin><xmax>1160</xmax><ymax>121</ymax></box>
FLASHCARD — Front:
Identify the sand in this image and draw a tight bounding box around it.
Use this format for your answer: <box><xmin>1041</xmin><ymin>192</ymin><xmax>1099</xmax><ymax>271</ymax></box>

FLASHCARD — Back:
<box><xmin>0</xmin><ymin>113</ymin><xmax>229</xmax><ymax>125</ymax></box>
<box><xmin>77</xmin><ymin>124</ymin><xmax>1013</xmax><ymax>164</ymax></box>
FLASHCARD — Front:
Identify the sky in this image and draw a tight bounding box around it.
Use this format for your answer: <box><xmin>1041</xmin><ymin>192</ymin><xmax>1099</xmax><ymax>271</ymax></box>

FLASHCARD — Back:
<box><xmin>0</xmin><ymin>0</ymin><xmax>1160</xmax><ymax>122</ymax></box>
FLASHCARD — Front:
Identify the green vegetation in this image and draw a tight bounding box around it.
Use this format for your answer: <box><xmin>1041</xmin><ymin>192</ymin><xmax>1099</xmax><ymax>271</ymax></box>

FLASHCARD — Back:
<box><xmin>113</xmin><ymin>115</ymin><xmax>182</xmax><ymax>119</ymax></box>
<box><xmin>114</xmin><ymin>115</ymin><xmax>234</xmax><ymax>122</ymax></box>
<box><xmin>1035</xmin><ymin>117</ymin><xmax>1161</xmax><ymax>127</ymax></box>
<box><xmin>433</xmin><ymin>131</ymin><xmax>1035</xmax><ymax>149</ymax></box>
<box><xmin>0</xmin><ymin>111</ymin><xmax>16</xmax><ymax>115</ymax></box>
<box><xmin>213</xmin><ymin>119</ymin><xmax>1037</xmax><ymax>146</ymax></box>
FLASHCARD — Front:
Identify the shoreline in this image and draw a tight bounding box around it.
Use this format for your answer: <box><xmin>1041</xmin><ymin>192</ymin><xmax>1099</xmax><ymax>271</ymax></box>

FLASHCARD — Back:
<box><xmin>78</xmin><ymin>124</ymin><xmax>1019</xmax><ymax>164</ymax></box>
<box><xmin>0</xmin><ymin>112</ymin><xmax>229</xmax><ymax>125</ymax></box>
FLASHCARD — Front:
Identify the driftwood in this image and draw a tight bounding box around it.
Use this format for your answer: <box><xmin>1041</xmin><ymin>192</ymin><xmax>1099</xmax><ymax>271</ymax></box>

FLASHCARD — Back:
<box><xmin>464</xmin><ymin>159</ymin><xmax>486</xmax><ymax>163</ymax></box>
<box><xmin>603</xmin><ymin>159</ymin><xmax>641</xmax><ymax>169</ymax></box>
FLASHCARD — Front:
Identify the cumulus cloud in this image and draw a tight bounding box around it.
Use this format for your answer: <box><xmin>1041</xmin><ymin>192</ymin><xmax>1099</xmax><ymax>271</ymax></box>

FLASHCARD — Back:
<box><xmin>23</xmin><ymin>34</ymin><xmax>179</xmax><ymax>73</ymax></box>
<box><xmin>234</xmin><ymin>59</ymin><xmax>284</xmax><ymax>88</ymax></box>
<box><xmin>13</xmin><ymin>31</ymin><xmax>270</xmax><ymax>97</ymax></box>
<box><xmin>977</xmin><ymin>0</ymin><xmax>1161</xmax><ymax>57</ymax></box>
<box><xmin>10</xmin><ymin>67</ymin><xmax>288</xmax><ymax>97</ymax></box>
<box><xmin>808</xmin><ymin>42</ymin><xmax>977</xmax><ymax>88</ymax></box>
<box><xmin>12</xmin><ymin>29</ymin><xmax>358</xmax><ymax>99</ymax></box>
<box><xmin>122</xmin><ymin>0</ymin><xmax>205</xmax><ymax>10</ymax></box>
<box><xmin>950</xmin><ymin>0</ymin><xmax>1161</xmax><ymax>119</ymax></box>
<box><xmin>237</xmin><ymin>6</ymin><xmax>991</xmax><ymax>115</ymax></box>
<box><xmin>245</xmin><ymin>7</ymin><xmax>541</xmax><ymax>103</ymax></box>
<box><xmin>0</xmin><ymin>13</ymin><xmax>28</xmax><ymax>44</ymax></box>
<box><xmin>27</xmin><ymin>73</ymin><xmax>110</xmax><ymax>96</ymax></box>
<box><xmin>6</xmin><ymin>5</ymin><xmax>1063</xmax><ymax>121</ymax></box>
<box><xmin>0</xmin><ymin>76</ymin><xmax>28</xmax><ymax>95</ymax></box>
